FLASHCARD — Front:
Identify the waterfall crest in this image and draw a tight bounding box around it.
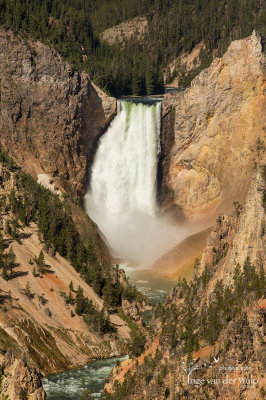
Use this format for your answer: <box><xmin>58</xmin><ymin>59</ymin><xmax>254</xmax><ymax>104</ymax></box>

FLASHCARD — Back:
<box><xmin>85</xmin><ymin>99</ymin><xmax>186</xmax><ymax>265</ymax></box>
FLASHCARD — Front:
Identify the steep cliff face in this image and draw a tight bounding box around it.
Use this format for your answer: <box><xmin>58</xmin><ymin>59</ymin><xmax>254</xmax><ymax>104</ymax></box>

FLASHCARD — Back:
<box><xmin>0</xmin><ymin>30</ymin><xmax>116</xmax><ymax>201</ymax></box>
<box><xmin>0</xmin><ymin>159</ymin><xmax>131</xmax><ymax>377</ymax></box>
<box><xmin>106</xmin><ymin>163</ymin><xmax>265</xmax><ymax>400</ymax></box>
<box><xmin>160</xmin><ymin>31</ymin><xmax>266</xmax><ymax>223</ymax></box>
<box><xmin>199</xmin><ymin>169</ymin><xmax>265</xmax><ymax>290</ymax></box>
<box><xmin>0</xmin><ymin>351</ymin><xmax>46</xmax><ymax>400</ymax></box>
<box><xmin>105</xmin><ymin>33</ymin><xmax>266</xmax><ymax>395</ymax></box>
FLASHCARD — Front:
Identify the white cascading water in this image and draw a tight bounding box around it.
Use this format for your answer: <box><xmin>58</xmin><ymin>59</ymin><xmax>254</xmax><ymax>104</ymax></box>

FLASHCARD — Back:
<box><xmin>85</xmin><ymin>100</ymin><xmax>188</xmax><ymax>265</ymax></box>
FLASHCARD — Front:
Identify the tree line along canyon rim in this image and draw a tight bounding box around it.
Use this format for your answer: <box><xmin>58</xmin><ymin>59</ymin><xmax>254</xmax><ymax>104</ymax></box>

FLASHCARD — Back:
<box><xmin>0</xmin><ymin>1</ymin><xmax>265</xmax><ymax>400</ymax></box>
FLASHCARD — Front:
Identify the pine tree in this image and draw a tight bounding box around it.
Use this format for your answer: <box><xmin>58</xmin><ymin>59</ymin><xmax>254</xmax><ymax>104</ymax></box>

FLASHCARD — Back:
<box><xmin>5</xmin><ymin>219</ymin><xmax>11</xmax><ymax>236</ymax></box>
<box><xmin>11</xmin><ymin>218</ymin><xmax>21</xmax><ymax>243</ymax></box>
<box><xmin>19</xmin><ymin>387</ymin><xmax>29</xmax><ymax>400</ymax></box>
<box><xmin>131</xmin><ymin>60</ymin><xmax>141</xmax><ymax>96</ymax></box>
<box><xmin>75</xmin><ymin>285</ymin><xmax>85</xmax><ymax>315</ymax></box>
<box><xmin>35</xmin><ymin>250</ymin><xmax>45</xmax><ymax>274</ymax></box>
<box><xmin>165</xmin><ymin>67</ymin><xmax>171</xmax><ymax>84</ymax></box>
<box><xmin>7</xmin><ymin>247</ymin><xmax>16</xmax><ymax>277</ymax></box>
<box><xmin>1</xmin><ymin>264</ymin><xmax>8</xmax><ymax>280</ymax></box>
<box><xmin>69</xmin><ymin>280</ymin><xmax>74</xmax><ymax>292</ymax></box>
<box><xmin>145</xmin><ymin>60</ymin><xmax>154</xmax><ymax>95</ymax></box>
<box><xmin>66</xmin><ymin>290</ymin><xmax>75</xmax><ymax>305</ymax></box>
<box><xmin>0</xmin><ymin>231</ymin><xmax>5</xmax><ymax>254</ymax></box>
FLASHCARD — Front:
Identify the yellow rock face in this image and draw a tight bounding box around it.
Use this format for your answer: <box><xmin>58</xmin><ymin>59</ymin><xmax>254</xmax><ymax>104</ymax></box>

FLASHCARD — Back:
<box><xmin>161</xmin><ymin>31</ymin><xmax>266</xmax><ymax>223</ymax></box>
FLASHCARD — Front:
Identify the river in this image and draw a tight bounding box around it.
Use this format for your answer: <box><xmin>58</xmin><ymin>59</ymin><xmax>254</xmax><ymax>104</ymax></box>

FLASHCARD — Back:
<box><xmin>44</xmin><ymin>97</ymin><xmax>178</xmax><ymax>399</ymax></box>
<box><xmin>43</xmin><ymin>356</ymin><xmax>127</xmax><ymax>399</ymax></box>
<box><xmin>43</xmin><ymin>271</ymin><xmax>173</xmax><ymax>399</ymax></box>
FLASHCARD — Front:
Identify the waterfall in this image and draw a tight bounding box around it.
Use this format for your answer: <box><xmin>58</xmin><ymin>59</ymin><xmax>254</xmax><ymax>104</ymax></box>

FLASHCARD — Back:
<box><xmin>85</xmin><ymin>99</ymin><xmax>186</xmax><ymax>265</ymax></box>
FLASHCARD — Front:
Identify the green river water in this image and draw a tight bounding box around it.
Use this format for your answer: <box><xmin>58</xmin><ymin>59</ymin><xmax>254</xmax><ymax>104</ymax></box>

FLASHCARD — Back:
<box><xmin>43</xmin><ymin>272</ymin><xmax>173</xmax><ymax>399</ymax></box>
<box><xmin>42</xmin><ymin>356</ymin><xmax>127</xmax><ymax>399</ymax></box>
<box><xmin>44</xmin><ymin>95</ymin><xmax>174</xmax><ymax>399</ymax></box>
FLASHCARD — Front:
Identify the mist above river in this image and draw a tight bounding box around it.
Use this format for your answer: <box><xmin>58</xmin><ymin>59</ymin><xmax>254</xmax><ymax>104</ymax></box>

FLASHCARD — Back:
<box><xmin>86</xmin><ymin>199</ymin><xmax>190</xmax><ymax>265</ymax></box>
<box><xmin>85</xmin><ymin>99</ymin><xmax>191</xmax><ymax>266</ymax></box>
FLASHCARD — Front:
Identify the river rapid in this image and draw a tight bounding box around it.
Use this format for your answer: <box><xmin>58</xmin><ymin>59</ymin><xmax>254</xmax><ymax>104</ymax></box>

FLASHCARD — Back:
<box><xmin>44</xmin><ymin>97</ymin><xmax>179</xmax><ymax>399</ymax></box>
<box><xmin>43</xmin><ymin>356</ymin><xmax>127</xmax><ymax>399</ymax></box>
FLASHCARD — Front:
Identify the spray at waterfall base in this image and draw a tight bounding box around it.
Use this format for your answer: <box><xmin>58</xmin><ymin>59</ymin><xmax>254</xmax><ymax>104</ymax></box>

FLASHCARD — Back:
<box><xmin>85</xmin><ymin>99</ymin><xmax>193</xmax><ymax>266</ymax></box>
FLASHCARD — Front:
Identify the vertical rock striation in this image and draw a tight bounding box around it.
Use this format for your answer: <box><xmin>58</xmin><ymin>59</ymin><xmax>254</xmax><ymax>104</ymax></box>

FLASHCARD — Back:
<box><xmin>0</xmin><ymin>30</ymin><xmax>116</xmax><ymax>201</ymax></box>
<box><xmin>1</xmin><ymin>350</ymin><xmax>46</xmax><ymax>400</ymax></box>
<box><xmin>105</xmin><ymin>163</ymin><xmax>266</xmax><ymax>400</ymax></box>
<box><xmin>199</xmin><ymin>170</ymin><xmax>265</xmax><ymax>290</ymax></box>
<box><xmin>160</xmin><ymin>31</ymin><xmax>266</xmax><ymax>223</ymax></box>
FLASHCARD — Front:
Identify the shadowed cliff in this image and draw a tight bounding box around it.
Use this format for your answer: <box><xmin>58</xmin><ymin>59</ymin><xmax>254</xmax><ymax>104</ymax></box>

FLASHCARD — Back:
<box><xmin>0</xmin><ymin>29</ymin><xmax>116</xmax><ymax>203</ymax></box>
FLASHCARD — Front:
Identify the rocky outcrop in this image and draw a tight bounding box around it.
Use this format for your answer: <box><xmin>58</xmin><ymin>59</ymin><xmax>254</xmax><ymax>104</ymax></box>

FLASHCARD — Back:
<box><xmin>0</xmin><ymin>30</ymin><xmax>116</xmax><ymax>202</ymax></box>
<box><xmin>100</xmin><ymin>16</ymin><xmax>147</xmax><ymax>48</ymax></box>
<box><xmin>163</xmin><ymin>42</ymin><xmax>203</xmax><ymax>86</ymax></box>
<box><xmin>199</xmin><ymin>169</ymin><xmax>265</xmax><ymax>291</ymax></box>
<box><xmin>0</xmin><ymin>350</ymin><xmax>46</xmax><ymax>400</ymax></box>
<box><xmin>0</xmin><ymin>161</ymin><xmax>131</xmax><ymax>375</ymax></box>
<box><xmin>106</xmin><ymin>163</ymin><xmax>266</xmax><ymax>400</ymax></box>
<box><xmin>106</xmin><ymin>97</ymin><xmax>265</xmax><ymax>399</ymax></box>
<box><xmin>160</xmin><ymin>31</ymin><xmax>266</xmax><ymax>222</ymax></box>
<box><xmin>122</xmin><ymin>299</ymin><xmax>149</xmax><ymax>325</ymax></box>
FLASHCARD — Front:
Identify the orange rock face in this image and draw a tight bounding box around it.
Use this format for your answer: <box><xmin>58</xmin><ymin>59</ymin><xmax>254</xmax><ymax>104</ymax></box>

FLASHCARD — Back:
<box><xmin>160</xmin><ymin>31</ymin><xmax>266</xmax><ymax>223</ymax></box>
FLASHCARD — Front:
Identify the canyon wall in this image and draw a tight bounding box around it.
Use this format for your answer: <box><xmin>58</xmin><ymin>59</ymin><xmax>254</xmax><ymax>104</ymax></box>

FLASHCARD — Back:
<box><xmin>106</xmin><ymin>158</ymin><xmax>266</xmax><ymax>400</ymax></box>
<box><xmin>0</xmin><ymin>160</ymin><xmax>130</xmax><ymax>377</ymax></box>
<box><xmin>0</xmin><ymin>351</ymin><xmax>46</xmax><ymax>400</ymax></box>
<box><xmin>160</xmin><ymin>31</ymin><xmax>266</xmax><ymax>223</ymax></box>
<box><xmin>198</xmin><ymin>169</ymin><xmax>265</xmax><ymax>290</ymax></box>
<box><xmin>106</xmin><ymin>32</ymin><xmax>266</xmax><ymax>400</ymax></box>
<box><xmin>0</xmin><ymin>30</ymin><xmax>116</xmax><ymax>201</ymax></box>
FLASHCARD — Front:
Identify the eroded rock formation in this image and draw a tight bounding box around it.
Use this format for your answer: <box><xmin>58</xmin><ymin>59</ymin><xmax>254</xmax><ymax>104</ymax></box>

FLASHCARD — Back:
<box><xmin>0</xmin><ymin>160</ymin><xmax>131</xmax><ymax>376</ymax></box>
<box><xmin>160</xmin><ymin>31</ymin><xmax>266</xmax><ymax>222</ymax></box>
<box><xmin>105</xmin><ymin>32</ymin><xmax>266</xmax><ymax>400</ymax></box>
<box><xmin>199</xmin><ymin>170</ymin><xmax>265</xmax><ymax>290</ymax></box>
<box><xmin>0</xmin><ymin>350</ymin><xmax>46</xmax><ymax>400</ymax></box>
<box><xmin>106</xmin><ymin>159</ymin><xmax>266</xmax><ymax>400</ymax></box>
<box><xmin>0</xmin><ymin>30</ymin><xmax>116</xmax><ymax>202</ymax></box>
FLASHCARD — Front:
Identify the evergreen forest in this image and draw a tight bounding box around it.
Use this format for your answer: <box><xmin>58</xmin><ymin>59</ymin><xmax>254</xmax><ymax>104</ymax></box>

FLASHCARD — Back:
<box><xmin>0</xmin><ymin>145</ymin><xmax>144</xmax><ymax>334</ymax></box>
<box><xmin>0</xmin><ymin>0</ymin><xmax>265</xmax><ymax>96</ymax></box>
